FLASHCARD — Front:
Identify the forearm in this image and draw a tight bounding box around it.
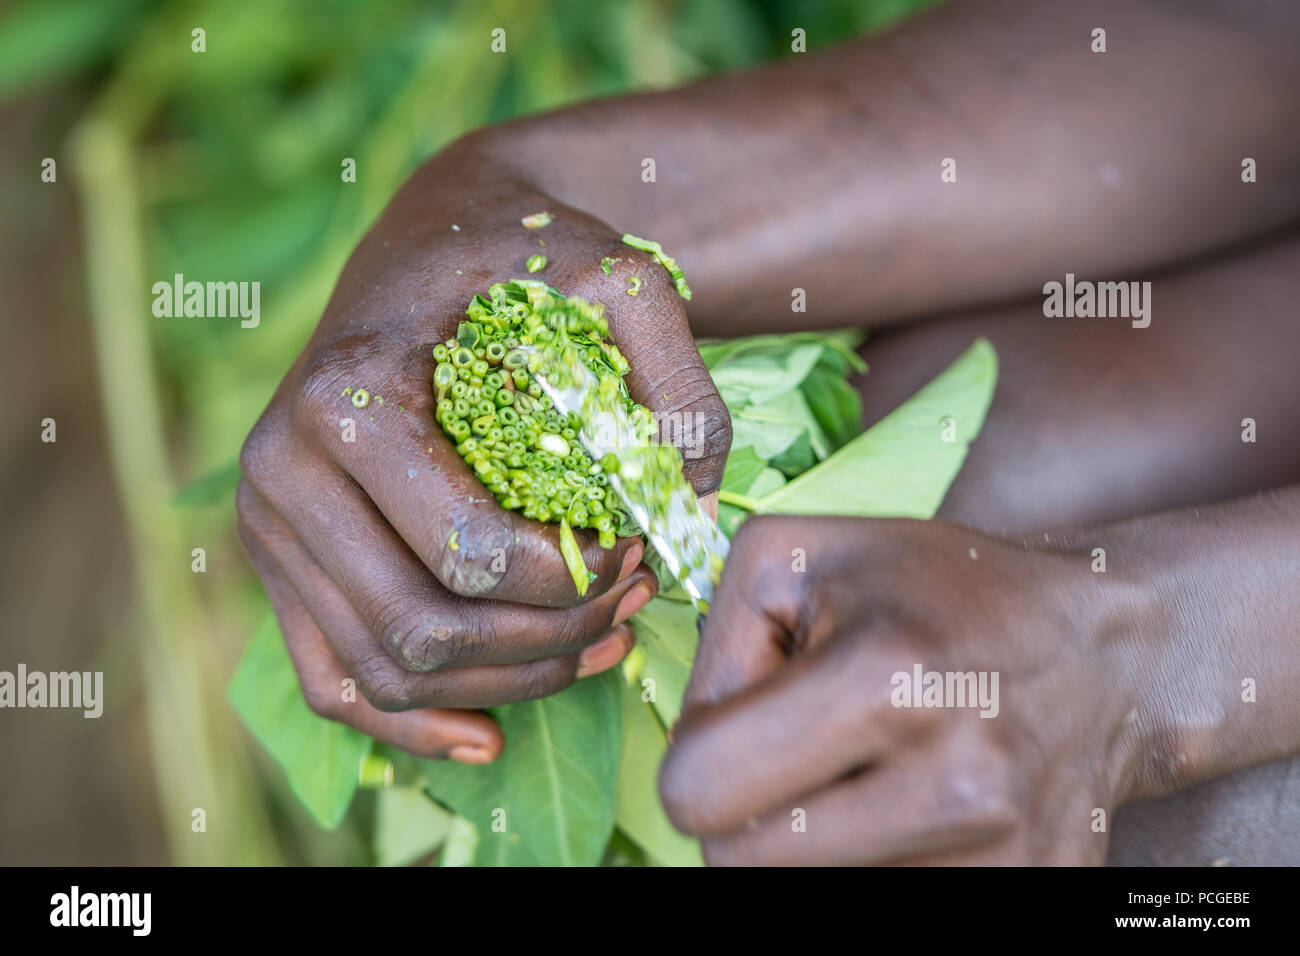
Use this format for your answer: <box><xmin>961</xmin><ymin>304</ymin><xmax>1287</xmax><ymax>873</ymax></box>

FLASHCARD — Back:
<box><xmin>855</xmin><ymin>233</ymin><xmax>1300</xmax><ymax>532</ymax></box>
<box><xmin>1063</xmin><ymin>488</ymin><xmax>1300</xmax><ymax>802</ymax></box>
<box><xmin>462</xmin><ymin>0</ymin><xmax>1300</xmax><ymax>335</ymax></box>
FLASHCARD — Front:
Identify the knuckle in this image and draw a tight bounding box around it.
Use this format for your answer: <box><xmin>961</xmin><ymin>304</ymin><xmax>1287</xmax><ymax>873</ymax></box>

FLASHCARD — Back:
<box><xmin>355</xmin><ymin>658</ymin><xmax>413</xmax><ymax>712</ymax></box>
<box><xmin>239</xmin><ymin>417</ymin><xmax>281</xmax><ymax>492</ymax></box>
<box><xmin>301</xmin><ymin>680</ymin><xmax>342</xmax><ymax>720</ymax></box>
<box><xmin>380</xmin><ymin>609</ymin><xmax>468</xmax><ymax>673</ymax></box>
<box><xmin>933</xmin><ymin>760</ymin><xmax>1016</xmax><ymax>831</ymax></box>
<box><xmin>507</xmin><ymin>659</ymin><xmax>573</xmax><ymax>703</ymax></box>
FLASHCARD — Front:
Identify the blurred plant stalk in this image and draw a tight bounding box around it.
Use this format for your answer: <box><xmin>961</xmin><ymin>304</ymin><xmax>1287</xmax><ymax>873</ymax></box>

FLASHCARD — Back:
<box><xmin>68</xmin><ymin>3</ymin><xmax>279</xmax><ymax>865</ymax></box>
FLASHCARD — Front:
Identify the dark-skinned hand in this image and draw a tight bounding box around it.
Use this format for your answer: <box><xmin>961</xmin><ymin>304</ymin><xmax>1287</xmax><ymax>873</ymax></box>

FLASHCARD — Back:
<box><xmin>237</xmin><ymin>136</ymin><xmax>730</xmax><ymax>763</ymax></box>
<box><xmin>659</xmin><ymin>515</ymin><xmax>1151</xmax><ymax>865</ymax></box>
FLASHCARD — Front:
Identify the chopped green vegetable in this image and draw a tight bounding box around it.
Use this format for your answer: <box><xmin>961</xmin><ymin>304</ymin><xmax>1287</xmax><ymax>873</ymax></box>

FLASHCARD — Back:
<box><xmin>621</xmin><ymin>233</ymin><xmax>692</xmax><ymax>300</ymax></box>
<box><xmin>447</xmin><ymin>531</ymin><xmax>459</xmax><ymax>551</ymax></box>
<box><xmin>526</xmin><ymin>254</ymin><xmax>547</xmax><ymax>273</ymax></box>
<box><xmin>431</xmin><ymin>280</ymin><xmax>647</xmax><ymax>579</ymax></box>
<box><xmin>521</xmin><ymin>211</ymin><xmax>553</xmax><ymax>229</ymax></box>
<box><xmin>558</xmin><ymin>519</ymin><xmax>590</xmax><ymax>597</ymax></box>
<box><xmin>626</xmin><ymin>275</ymin><xmax>641</xmax><ymax>296</ymax></box>
<box><xmin>351</xmin><ymin>388</ymin><xmax>370</xmax><ymax>408</ymax></box>
<box><xmin>600</xmin><ymin>256</ymin><xmax>621</xmax><ymax>275</ymax></box>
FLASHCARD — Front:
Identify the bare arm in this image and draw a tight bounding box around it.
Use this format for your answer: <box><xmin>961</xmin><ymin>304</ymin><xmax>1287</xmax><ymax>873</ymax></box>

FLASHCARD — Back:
<box><xmin>461</xmin><ymin>0</ymin><xmax>1300</xmax><ymax>335</ymax></box>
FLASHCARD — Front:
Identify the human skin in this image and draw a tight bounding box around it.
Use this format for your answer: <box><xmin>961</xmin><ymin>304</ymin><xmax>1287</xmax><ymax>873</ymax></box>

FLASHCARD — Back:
<box><xmin>238</xmin><ymin>0</ymin><xmax>1299</xmax><ymax>766</ymax></box>
<box><xmin>659</xmin><ymin>233</ymin><xmax>1300</xmax><ymax>865</ymax></box>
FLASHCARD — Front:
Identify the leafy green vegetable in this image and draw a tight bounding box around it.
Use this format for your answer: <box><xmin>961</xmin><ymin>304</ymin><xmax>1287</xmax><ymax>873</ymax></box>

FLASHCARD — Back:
<box><xmin>628</xmin><ymin>594</ymin><xmax>699</xmax><ymax>727</ymax></box>
<box><xmin>437</xmin><ymin>815</ymin><xmax>480</xmax><ymax>867</ymax></box>
<box><xmin>424</xmin><ymin>672</ymin><xmax>622</xmax><ymax>866</ymax></box>
<box><xmin>615</xmin><ymin>682</ymin><xmax>703</xmax><ymax>866</ymax></box>
<box><xmin>372</xmin><ymin>786</ymin><xmax>453</xmax><ymax>866</ymax></box>
<box><xmin>230</xmin><ymin>327</ymin><xmax>997</xmax><ymax>866</ymax></box>
<box><xmin>756</xmin><ymin>338</ymin><xmax>997</xmax><ymax>518</ymax></box>
<box><xmin>228</xmin><ymin>616</ymin><xmax>372</xmax><ymax>829</ymax></box>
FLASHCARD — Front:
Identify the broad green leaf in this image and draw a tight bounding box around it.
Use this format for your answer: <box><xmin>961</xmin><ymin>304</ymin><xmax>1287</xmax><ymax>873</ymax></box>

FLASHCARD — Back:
<box><xmin>437</xmin><ymin>815</ymin><xmax>480</xmax><ymax>867</ymax></box>
<box><xmin>720</xmin><ymin>445</ymin><xmax>767</xmax><ymax>493</ymax></box>
<box><xmin>748</xmin><ymin>466</ymin><xmax>787</xmax><ymax>497</ymax></box>
<box><xmin>769</xmin><ymin>429</ymin><xmax>816</xmax><ymax>477</ymax></box>
<box><xmin>227</xmin><ymin>615</ymin><xmax>372</xmax><ymax>829</ymax></box>
<box><xmin>697</xmin><ymin>329</ymin><xmax>866</xmax><ymax>371</ymax></box>
<box><xmin>615</xmin><ymin>686</ymin><xmax>703</xmax><ymax>867</ymax></box>
<box><xmin>424</xmin><ymin>674</ymin><xmax>622</xmax><ymax>866</ymax></box>
<box><xmin>708</xmin><ymin>342</ymin><xmax>825</xmax><ymax>407</ymax></box>
<box><xmin>373</xmin><ymin>786</ymin><xmax>452</xmax><ymax>867</ymax></box>
<box><xmin>800</xmin><ymin>360</ymin><xmax>864</xmax><ymax>452</ymax></box>
<box><xmin>733</xmin><ymin>389</ymin><xmax>830</xmax><ymax>461</ymax></box>
<box><xmin>629</xmin><ymin>595</ymin><xmax>699</xmax><ymax>727</ymax></box>
<box><xmin>758</xmin><ymin>338</ymin><xmax>997</xmax><ymax>519</ymax></box>
<box><xmin>717</xmin><ymin>501</ymin><xmax>747</xmax><ymax>538</ymax></box>
<box><xmin>497</xmin><ymin>673</ymin><xmax>621</xmax><ymax>866</ymax></box>
<box><xmin>422</xmin><ymin>745</ymin><xmax>539</xmax><ymax>866</ymax></box>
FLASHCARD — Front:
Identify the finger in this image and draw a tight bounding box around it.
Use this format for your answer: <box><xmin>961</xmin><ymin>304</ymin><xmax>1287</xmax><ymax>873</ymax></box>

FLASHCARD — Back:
<box><xmin>681</xmin><ymin>516</ymin><xmax>807</xmax><ymax>714</ymax></box>
<box><xmin>698</xmin><ymin>747</ymin><xmax>1014</xmax><ymax>866</ymax></box>
<box><xmin>243</xmin><ymin>526</ymin><xmax>504</xmax><ymax>761</ymax></box>
<box><xmin>259</xmin><ymin>366</ymin><xmax>639</xmax><ymax>608</ymax></box>
<box><xmin>239</xmin><ymin>482</ymin><xmax>655</xmax><ymax>706</ymax></box>
<box><xmin>660</xmin><ymin>634</ymin><xmax>924</xmax><ymax>838</ymax></box>
<box><xmin>239</xmin><ymin>478</ymin><xmax>655</xmax><ymax>672</ymax></box>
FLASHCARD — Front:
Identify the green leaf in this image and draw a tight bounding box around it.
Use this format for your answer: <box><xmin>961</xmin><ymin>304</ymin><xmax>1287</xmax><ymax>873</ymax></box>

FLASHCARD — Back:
<box><xmin>697</xmin><ymin>330</ymin><xmax>866</xmax><ymax>372</ymax></box>
<box><xmin>0</xmin><ymin>0</ymin><xmax>148</xmax><ymax>102</ymax></box>
<box><xmin>421</xmin><ymin>748</ymin><xmax>538</xmax><ymax>866</ymax></box>
<box><xmin>437</xmin><ymin>815</ymin><xmax>480</xmax><ymax>867</ymax></box>
<box><xmin>708</xmin><ymin>342</ymin><xmax>826</xmax><ymax>408</ymax></box>
<box><xmin>171</xmin><ymin>459</ymin><xmax>241</xmax><ymax>508</ymax></box>
<box><xmin>615</xmin><ymin>685</ymin><xmax>703</xmax><ymax>867</ymax></box>
<box><xmin>720</xmin><ymin>445</ymin><xmax>767</xmax><ymax>494</ymax></box>
<box><xmin>732</xmin><ymin>389</ymin><xmax>830</xmax><ymax>462</ymax></box>
<box><xmin>800</xmin><ymin>360</ymin><xmax>864</xmax><ymax>452</ymax></box>
<box><xmin>227</xmin><ymin>615</ymin><xmax>372</xmax><ymax>829</ymax></box>
<box><xmin>629</xmin><ymin>595</ymin><xmax>699</xmax><ymax>727</ymax></box>
<box><xmin>758</xmin><ymin>338</ymin><xmax>997</xmax><ymax>519</ymax></box>
<box><xmin>423</xmin><ymin>673</ymin><xmax>622</xmax><ymax>866</ymax></box>
<box><xmin>372</xmin><ymin>786</ymin><xmax>452</xmax><ymax>867</ymax></box>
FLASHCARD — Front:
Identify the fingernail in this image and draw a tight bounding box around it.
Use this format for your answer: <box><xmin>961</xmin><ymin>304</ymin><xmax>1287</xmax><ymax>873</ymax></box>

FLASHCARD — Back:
<box><xmin>613</xmin><ymin>581</ymin><xmax>653</xmax><ymax>626</ymax></box>
<box><xmin>448</xmin><ymin>745</ymin><xmax>494</xmax><ymax>764</ymax></box>
<box><xmin>617</xmin><ymin>539</ymin><xmax>644</xmax><ymax>582</ymax></box>
<box><xmin>576</xmin><ymin>625</ymin><xmax>634</xmax><ymax>679</ymax></box>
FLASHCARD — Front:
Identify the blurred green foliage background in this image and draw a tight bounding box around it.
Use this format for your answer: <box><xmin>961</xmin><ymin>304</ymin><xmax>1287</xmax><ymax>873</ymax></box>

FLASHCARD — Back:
<box><xmin>0</xmin><ymin>0</ymin><xmax>936</xmax><ymax>864</ymax></box>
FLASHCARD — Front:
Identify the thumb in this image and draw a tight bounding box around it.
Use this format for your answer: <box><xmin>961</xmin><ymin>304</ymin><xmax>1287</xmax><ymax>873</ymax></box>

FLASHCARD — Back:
<box><xmin>680</xmin><ymin>517</ymin><xmax>798</xmax><ymax>716</ymax></box>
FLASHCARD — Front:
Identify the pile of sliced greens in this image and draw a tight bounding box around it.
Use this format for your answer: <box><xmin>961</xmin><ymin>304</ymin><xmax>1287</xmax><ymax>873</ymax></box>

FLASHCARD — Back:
<box><xmin>229</xmin><ymin>329</ymin><xmax>998</xmax><ymax>866</ymax></box>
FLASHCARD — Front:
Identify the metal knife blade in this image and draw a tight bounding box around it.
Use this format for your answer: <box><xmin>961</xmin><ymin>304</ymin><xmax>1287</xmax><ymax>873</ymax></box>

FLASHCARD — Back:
<box><xmin>528</xmin><ymin>354</ymin><xmax>729</xmax><ymax>611</ymax></box>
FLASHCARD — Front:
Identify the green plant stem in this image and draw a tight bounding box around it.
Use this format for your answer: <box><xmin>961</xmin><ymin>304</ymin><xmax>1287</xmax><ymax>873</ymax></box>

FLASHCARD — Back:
<box><xmin>716</xmin><ymin>489</ymin><xmax>764</xmax><ymax>511</ymax></box>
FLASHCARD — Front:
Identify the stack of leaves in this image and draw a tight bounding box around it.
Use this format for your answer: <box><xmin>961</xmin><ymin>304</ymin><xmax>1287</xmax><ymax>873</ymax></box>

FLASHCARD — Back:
<box><xmin>229</xmin><ymin>327</ymin><xmax>999</xmax><ymax>867</ymax></box>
